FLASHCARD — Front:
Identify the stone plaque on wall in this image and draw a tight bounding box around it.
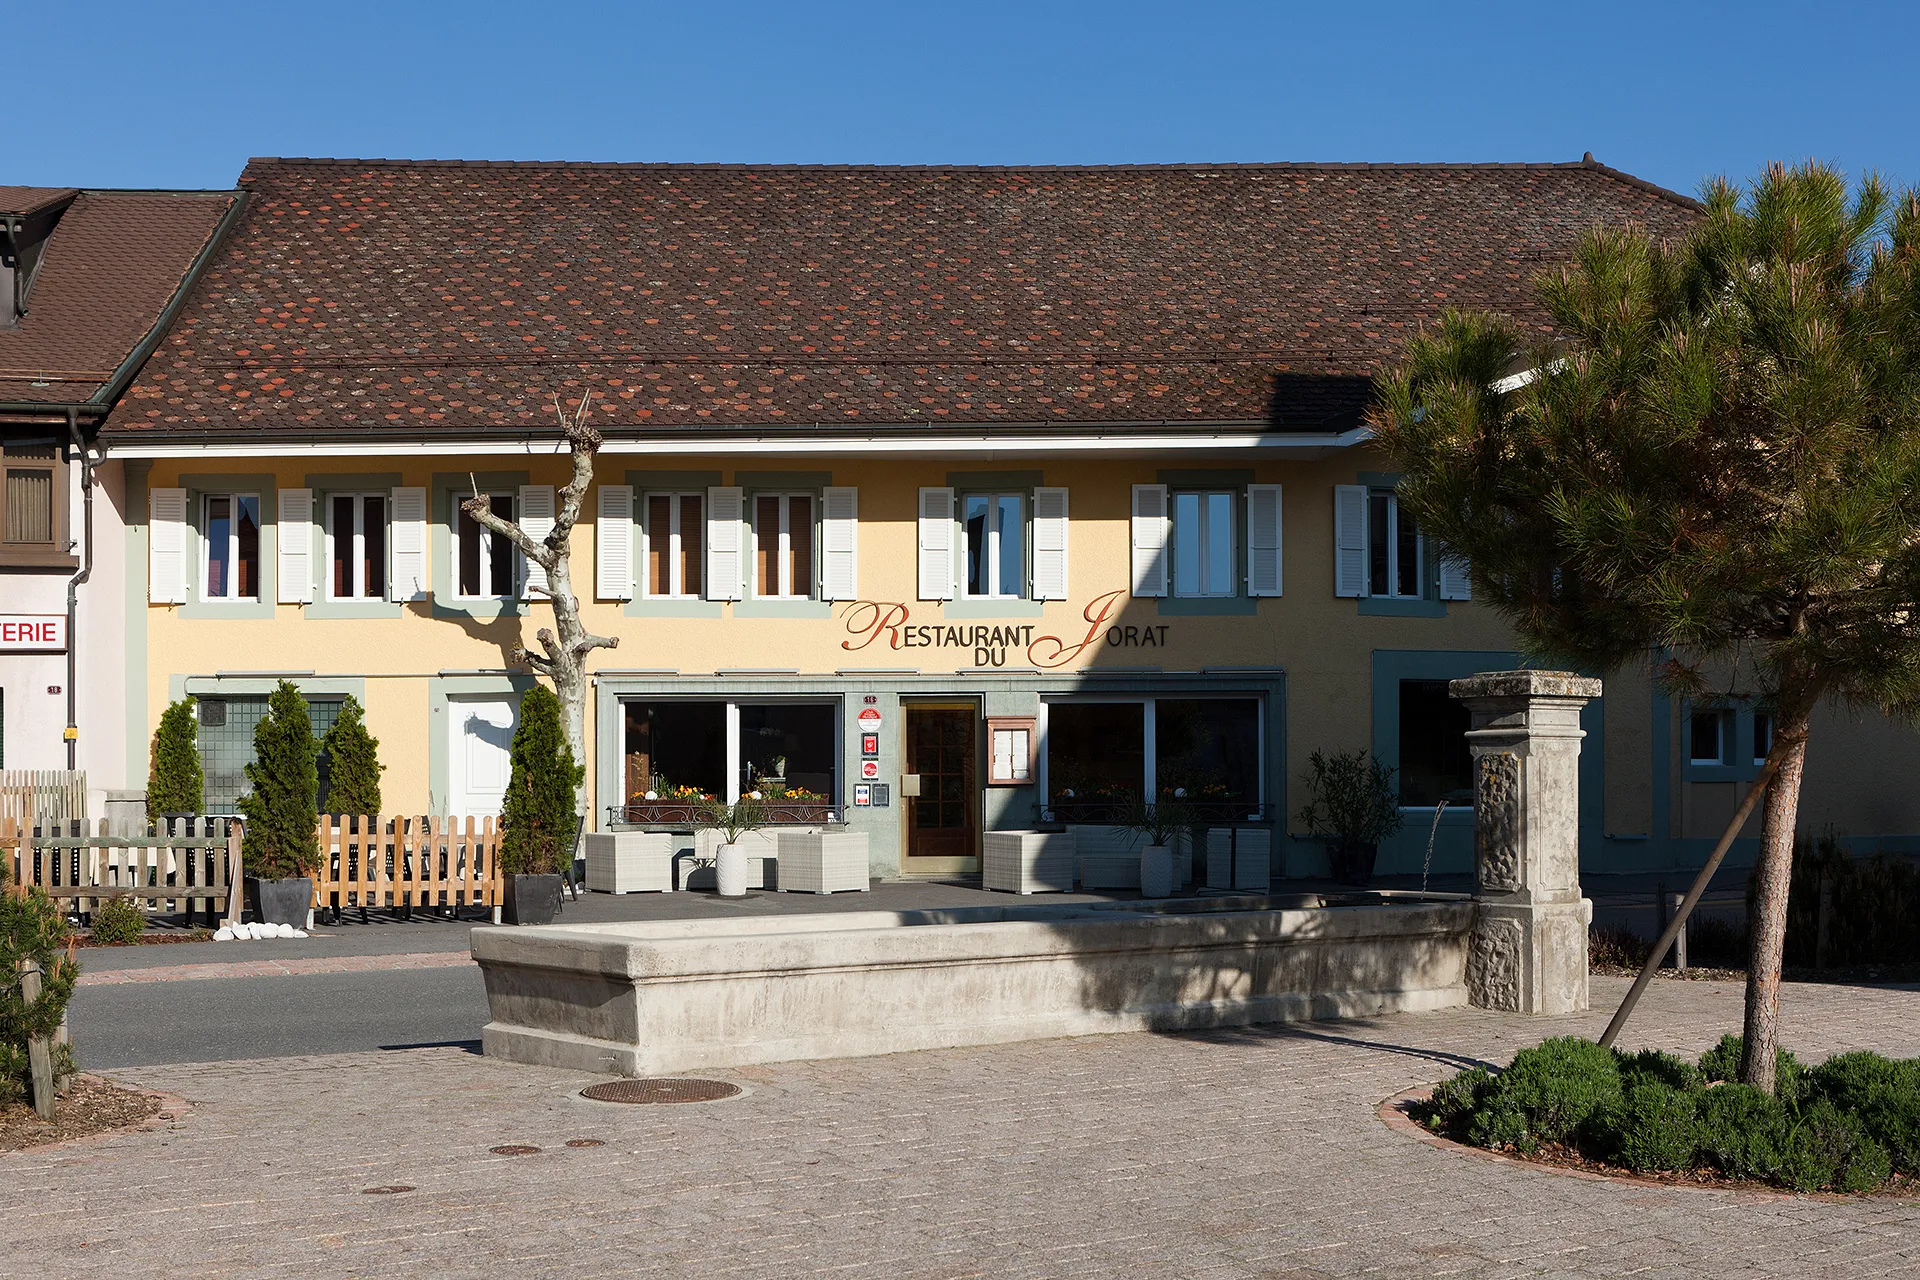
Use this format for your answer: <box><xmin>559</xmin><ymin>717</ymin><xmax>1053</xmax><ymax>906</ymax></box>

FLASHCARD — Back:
<box><xmin>1475</xmin><ymin>751</ymin><xmax>1521</xmax><ymax>893</ymax></box>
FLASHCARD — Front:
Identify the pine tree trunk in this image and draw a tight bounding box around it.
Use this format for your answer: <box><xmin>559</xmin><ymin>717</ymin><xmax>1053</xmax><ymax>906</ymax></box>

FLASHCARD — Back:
<box><xmin>1740</xmin><ymin>703</ymin><xmax>1811</xmax><ymax>1094</ymax></box>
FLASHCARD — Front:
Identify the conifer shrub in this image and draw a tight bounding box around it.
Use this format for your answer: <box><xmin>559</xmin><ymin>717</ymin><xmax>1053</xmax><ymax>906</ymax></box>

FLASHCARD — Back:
<box><xmin>1700</xmin><ymin>1033</ymin><xmax>1808</xmax><ymax>1102</ymax></box>
<box><xmin>1616</xmin><ymin>1047</ymin><xmax>1701</xmax><ymax>1093</ymax></box>
<box><xmin>1695</xmin><ymin>1083</ymin><xmax>1786</xmax><ymax>1180</ymax></box>
<box><xmin>319</xmin><ymin>695</ymin><xmax>384</xmax><ymax>816</ymax></box>
<box><xmin>147</xmin><ymin>697</ymin><xmax>204</xmax><ymax>819</ymax></box>
<box><xmin>236</xmin><ymin>680</ymin><xmax>320</xmax><ymax>880</ymax></box>
<box><xmin>0</xmin><ymin>859</ymin><xmax>78</xmax><ymax>1105</ymax></box>
<box><xmin>1483</xmin><ymin>1036</ymin><xmax>1623</xmax><ymax>1145</ymax></box>
<box><xmin>500</xmin><ymin>685</ymin><xmax>583</xmax><ymax>877</ymax></box>
<box><xmin>88</xmin><ymin>897</ymin><xmax>145</xmax><ymax>945</ymax></box>
<box><xmin>1593</xmin><ymin>1080</ymin><xmax>1700</xmax><ymax>1172</ymax></box>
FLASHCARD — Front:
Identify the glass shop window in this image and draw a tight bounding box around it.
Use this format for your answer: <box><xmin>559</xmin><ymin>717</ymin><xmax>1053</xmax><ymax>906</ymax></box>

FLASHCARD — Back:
<box><xmin>739</xmin><ymin>703</ymin><xmax>836</xmax><ymax>802</ymax></box>
<box><xmin>1155</xmin><ymin>699</ymin><xmax>1260</xmax><ymax>809</ymax></box>
<box><xmin>624</xmin><ymin>701</ymin><xmax>727</xmax><ymax>804</ymax></box>
<box><xmin>1045</xmin><ymin>703</ymin><xmax>1146</xmax><ymax>806</ymax></box>
<box><xmin>1398</xmin><ymin>679</ymin><xmax>1475</xmax><ymax>807</ymax></box>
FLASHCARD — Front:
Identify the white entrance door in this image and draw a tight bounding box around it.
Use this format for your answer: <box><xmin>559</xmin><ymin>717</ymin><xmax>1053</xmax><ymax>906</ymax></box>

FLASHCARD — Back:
<box><xmin>449</xmin><ymin>697</ymin><xmax>517</xmax><ymax>818</ymax></box>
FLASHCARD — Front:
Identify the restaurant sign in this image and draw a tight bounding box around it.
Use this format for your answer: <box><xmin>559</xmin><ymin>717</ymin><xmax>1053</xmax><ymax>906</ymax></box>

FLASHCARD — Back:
<box><xmin>840</xmin><ymin>591</ymin><xmax>1169</xmax><ymax>669</ymax></box>
<box><xmin>0</xmin><ymin>614</ymin><xmax>67</xmax><ymax>653</ymax></box>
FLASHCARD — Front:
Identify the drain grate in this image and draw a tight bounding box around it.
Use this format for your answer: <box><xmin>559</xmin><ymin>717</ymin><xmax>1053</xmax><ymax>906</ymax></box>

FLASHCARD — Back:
<box><xmin>489</xmin><ymin>1144</ymin><xmax>541</xmax><ymax>1156</ymax></box>
<box><xmin>581</xmin><ymin>1078</ymin><xmax>742</xmax><ymax>1105</ymax></box>
<box><xmin>362</xmin><ymin>1185</ymin><xmax>415</xmax><ymax>1195</ymax></box>
<box><xmin>565</xmin><ymin>1138</ymin><xmax>605</xmax><ymax>1148</ymax></box>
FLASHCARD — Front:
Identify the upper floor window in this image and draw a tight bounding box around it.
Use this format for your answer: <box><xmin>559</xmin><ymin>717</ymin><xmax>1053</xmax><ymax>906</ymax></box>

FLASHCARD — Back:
<box><xmin>204</xmin><ymin>493</ymin><xmax>261</xmax><ymax>601</ymax></box>
<box><xmin>645</xmin><ymin>491</ymin><xmax>704</xmax><ymax>599</ymax></box>
<box><xmin>963</xmin><ymin>493</ymin><xmax>1024</xmax><ymax>599</ymax></box>
<box><xmin>1368</xmin><ymin>491</ymin><xmax>1422</xmax><ymax>599</ymax></box>
<box><xmin>754</xmin><ymin>493</ymin><xmax>813</xmax><ymax>599</ymax></box>
<box><xmin>457</xmin><ymin>492</ymin><xmax>517</xmax><ymax>598</ymax></box>
<box><xmin>327</xmin><ymin>493</ymin><xmax>388</xmax><ymax>600</ymax></box>
<box><xmin>1172</xmin><ymin>490</ymin><xmax>1234</xmax><ymax>597</ymax></box>
<box><xmin>3</xmin><ymin>439</ymin><xmax>59</xmax><ymax>555</ymax></box>
<box><xmin>1753</xmin><ymin>711</ymin><xmax>1773</xmax><ymax>765</ymax></box>
<box><xmin>1689</xmin><ymin>709</ymin><xmax>1727</xmax><ymax>765</ymax></box>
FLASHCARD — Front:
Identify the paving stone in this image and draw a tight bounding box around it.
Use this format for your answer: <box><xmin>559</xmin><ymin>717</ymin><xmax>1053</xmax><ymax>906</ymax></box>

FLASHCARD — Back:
<box><xmin>3</xmin><ymin>976</ymin><xmax>1917</xmax><ymax>1277</ymax></box>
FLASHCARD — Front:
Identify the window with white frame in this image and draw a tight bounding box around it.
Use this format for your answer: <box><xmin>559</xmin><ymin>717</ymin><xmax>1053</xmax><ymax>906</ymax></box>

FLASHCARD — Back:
<box><xmin>1689</xmin><ymin>709</ymin><xmax>1728</xmax><ymax>765</ymax></box>
<box><xmin>1043</xmin><ymin>697</ymin><xmax>1262</xmax><ymax>815</ymax></box>
<box><xmin>202</xmin><ymin>493</ymin><xmax>261</xmax><ymax>601</ymax></box>
<box><xmin>753</xmin><ymin>493</ymin><xmax>813</xmax><ymax>599</ymax></box>
<box><xmin>326</xmin><ymin>493</ymin><xmax>388</xmax><ymax>600</ymax></box>
<box><xmin>1172</xmin><ymin>491</ymin><xmax>1235</xmax><ymax>597</ymax></box>
<box><xmin>644</xmin><ymin>491</ymin><xmax>704</xmax><ymax>598</ymax></box>
<box><xmin>963</xmin><ymin>493</ymin><xmax>1025</xmax><ymax>598</ymax></box>
<box><xmin>456</xmin><ymin>492</ymin><xmax>517</xmax><ymax>598</ymax></box>
<box><xmin>1368</xmin><ymin>490</ymin><xmax>1422</xmax><ymax>599</ymax></box>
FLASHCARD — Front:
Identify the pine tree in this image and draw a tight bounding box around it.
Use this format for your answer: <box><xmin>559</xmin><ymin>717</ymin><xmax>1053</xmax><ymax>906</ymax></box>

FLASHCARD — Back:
<box><xmin>237</xmin><ymin>680</ymin><xmax>321</xmax><ymax>880</ymax></box>
<box><xmin>320</xmin><ymin>695</ymin><xmax>384</xmax><ymax>816</ymax></box>
<box><xmin>1371</xmin><ymin>162</ymin><xmax>1920</xmax><ymax>1093</ymax></box>
<box><xmin>0</xmin><ymin>854</ymin><xmax>77</xmax><ymax>1105</ymax></box>
<box><xmin>146</xmin><ymin>698</ymin><xmax>205</xmax><ymax>819</ymax></box>
<box><xmin>500</xmin><ymin>685</ymin><xmax>584</xmax><ymax>876</ymax></box>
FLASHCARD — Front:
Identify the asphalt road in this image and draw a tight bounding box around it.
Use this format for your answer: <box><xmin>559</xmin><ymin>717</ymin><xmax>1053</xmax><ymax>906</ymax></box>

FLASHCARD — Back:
<box><xmin>68</xmin><ymin>967</ymin><xmax>491</xmax><ymax>1068</ymax></box>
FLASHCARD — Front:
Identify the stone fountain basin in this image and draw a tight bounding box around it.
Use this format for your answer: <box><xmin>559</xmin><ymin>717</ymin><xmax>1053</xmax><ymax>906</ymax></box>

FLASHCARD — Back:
<box><xmin>471</xmin><ymin>897</ymin><xmax>1476</xmax><ymax>1076</ymax></box>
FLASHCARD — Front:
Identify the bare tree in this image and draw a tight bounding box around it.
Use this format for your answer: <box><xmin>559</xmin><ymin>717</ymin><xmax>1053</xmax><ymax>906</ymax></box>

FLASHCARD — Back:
<box><xmin>463</xmin><ymin>392</ymin><xmax>619</xmax><ymax>800</ymax></box>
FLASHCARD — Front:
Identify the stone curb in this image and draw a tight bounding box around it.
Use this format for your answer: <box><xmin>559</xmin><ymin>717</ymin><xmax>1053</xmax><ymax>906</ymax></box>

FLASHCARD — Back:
<box><xmin>76</xmin><ymin>951</ymin><xmax>475</xmax><ymax>986</ymax></box>
<box><xmin>1376</xmin><ymin>1085</ymin><xmax>1814</xmax><ymax>1202</ymax></box>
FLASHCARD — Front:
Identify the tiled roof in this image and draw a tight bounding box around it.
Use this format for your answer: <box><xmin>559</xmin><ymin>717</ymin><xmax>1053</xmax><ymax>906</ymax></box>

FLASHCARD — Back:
<box><xmin>102</xmin><ymin>158</ymin><xmax>1698</xmax><ymax>439</ymax></box>
<box><xmin>0</xmin><ymin>187</ymin><xmax>78</xmax><ymax>217</ymax></box>
<box><xmin>0</xmin><ymin>190</ymin><xmax>239</xmax><ymax>408</ymax></box>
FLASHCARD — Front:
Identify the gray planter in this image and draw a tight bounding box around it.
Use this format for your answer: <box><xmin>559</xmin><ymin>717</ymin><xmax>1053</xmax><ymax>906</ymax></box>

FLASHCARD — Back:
<box><xmin>504</xmin><ymin>874</ymin><xmax>564</xmax><ymax>926</ymax></box>
<box><xmin>1329</xmin><ymin>840</ymin><xmax>1378</xmax><ymax>886</ymax></box>
<box><xmin>245</xmin><ymin>877</ymin><xmax>313</xmax><ymax>927</ymax></box>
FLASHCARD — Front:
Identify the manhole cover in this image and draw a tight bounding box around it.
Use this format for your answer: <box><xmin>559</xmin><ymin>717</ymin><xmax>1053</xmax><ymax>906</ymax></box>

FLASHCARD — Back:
<box><xmin>489</xmin><ymin>1144</ymin><xmax>541</xmax><ymax>1156</ymax></box>
<box><xmin>362</xmin><ymin>1185</ymin><xmax>415</xmax><ymax>1195</ymax></box>
<box><xmin>580</xmin><ymin>1078</ymin><xmax>742</xmax><ymax>1104</ymax></box>
<box><xmin>565</xmin><ymin>1138</ymin><xmax>605</xmax><ymax>1148</ymax></box>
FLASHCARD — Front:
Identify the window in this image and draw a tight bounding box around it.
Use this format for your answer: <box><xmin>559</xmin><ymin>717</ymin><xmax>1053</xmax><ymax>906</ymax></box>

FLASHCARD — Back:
<box><xmin>1398</xmin><ymin>680</ymin><xmax>1474</xmax><ymax>807</ymax></box>
<box><xmin>457</xmin><ymin>493</ymin><xmax>517</xmax><ymax>598</ymax></box>
<box><xmin>326</xmin><ymin>493</ymin><xmax>387</xmax><ymax>600</ymax></box>
<box><xmin>1689</xmin><ymin>710</ymin><xmax>1726</xmax><ymax>765</ymax></box>
<box><xmin>963</xmin><ymin>493</ymin><xmax>1024</xmax><ymax>598</ymax></box>
<box><xmin>1172</xmin><ymin>491</ymin><xmax>1235</xmax><ymax>597</ymax></box>
<box><xmin>754</xmin><ymin>494</ymin><xmax>813</xmax><ymax>598</ymax></box>
<box><xmin>1155</xmin><ymin>699</ymin><xmax>1260</xmax><ymax>807</ymax></box>
<box><xmin>1753</xmin><ymin>711</ymin><xmax>1773</xmax><ymax>766</ymax></box>
<box><xmin>1368</xmin><ymin>491</ymin><xmax>1422</xmax><ymax>598</ymax></box>
<box><xmin>644</xmin><ymin>492</ymin><xmax>704</xmax><ymax>598</ymax></box>
<box><xmin>1045</xmin><ymin>697</ymin><xmax>1264</xmax><ymax>819</ymax></box>
<box><xmin>622</xmin><ymin>697</ymin><xmax>838</xmax><ymax>812</ymax></box>
<box><xmin>203</xmin><ymin>493</ymin><xmax>261</xmax><ymax>601</ymax></box>
<box><xmin>198</xmin><ymin>693</ymin><xmax>342</xmax><ymax>813</ymax></box>
<box><xmin>2</xmin><ymin>437</ymin><xmax>65</xmax><ymax>565</ymax></box>
<box><xmin>1046</xmin><ymin>703</ymin><xmax>1145</xmax><ymax>806</ymax></box>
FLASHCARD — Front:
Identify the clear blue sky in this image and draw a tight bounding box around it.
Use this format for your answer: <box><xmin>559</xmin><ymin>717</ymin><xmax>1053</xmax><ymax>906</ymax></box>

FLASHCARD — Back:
<box><xmin>16</xmin><ymin>0</ymin><xmax>1919</xmax><ymax>197</ymax></box>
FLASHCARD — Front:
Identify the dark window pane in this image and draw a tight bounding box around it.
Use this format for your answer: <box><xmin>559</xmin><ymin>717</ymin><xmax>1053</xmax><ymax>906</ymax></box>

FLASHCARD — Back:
<box><xmin>788</xmin><ymin>496</ymin><xmax>812</xmax><ymax>595</ymax></box>
<box><xmin>1398</xmin><ymin>680</ymin><xmax>1474</xmax><ymax>806</ymax></box>
<box><xmin>331</xmin><ymin>495</ymin><xmax>354</xmax><ymax>598</ymax></box>
<box><xmin>965</xmin><ymin>495</ymin><xmax>989</xmax><ymax>595</ymax></box>
<box><xmin>1690</xmin><ymin>711</ymin><xmax>1722</xmax><ymax>763</ymax></box>
<box><xmin>207</xmin><ymin>496</ymin><xmax>231</xmax><ymax>598</ymax></box>
<box><xmin>756</xmin><ymin>496</ymin><xmax>780</xmax><ymax>595</ymax></box>
<box><xmin>489</xmin><ymin>494</ymin><xmax>516</xmax><ymax>596</ymax></box>
<box><xmin>1753</xmin><ymin>713</ymin><xmax>1772</xmax><ymax>764</ymax></box>
<box><xmin>624</xmin><ymin>701</ymin><xmax>727</xmax><ymax>802</ymax></box>
<box><xmin>1368</xmin><ymin>493</ymin><xmax>1390</xmax><ymax>596</ymax></box>
<box><xmin>1396</xmin><ymin>505</ymin><xmax>1420</xmax><ymax>597</ymax></box>
<box><xmin>1155</xmin><ymin>699</ymin><xmax>1260</xmax><ymax>808</ymax></box>
<box><xmin>740</xmin><ymin>702</ymin><xmax>835</xmax><ymax>800</ymax></box>
<box><xmin>1047</xmin><ymin>703</ymin><xmax>1144</xmax><ymax>803</ymax></box>
<box><xmin>648</xmin><ymin>495</ymin><xmax>671</xmax><ymax>596</ymax></box>
<box><xmin>679</xmin><ymin>494</ymin><xmax>702</xmax><ymax>597</ymax></box>
<box><xmin>236</xmin><ymin>496</ymin><xmax>259</xmax><ymax>598</ymax></box>
<box><xmin>458</xmin><ymin>505</ymin><xmax>482</xmax><ymax>595</ymax></box>
<box><xmin>363</xmin><ymin>496</ymin><xmax>386</xmax><ymax>599</ymax></box>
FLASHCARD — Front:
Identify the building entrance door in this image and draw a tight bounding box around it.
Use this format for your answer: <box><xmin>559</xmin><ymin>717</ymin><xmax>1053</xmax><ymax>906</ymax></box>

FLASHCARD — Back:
<box><xmin>904</xmin><ymin>704</ymin><xmax>976</xmax><ymax>866</ymax></box>
<box><xmin>449</xmin><ymin>696</ymin><xmax>517</xmax><ymax>818</ymax></box>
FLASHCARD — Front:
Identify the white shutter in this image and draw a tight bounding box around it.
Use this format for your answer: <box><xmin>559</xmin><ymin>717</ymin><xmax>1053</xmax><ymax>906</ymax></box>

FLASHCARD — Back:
<box><xmin>148</xmin><ymin>487</ymin><xmax>189</xmax><ymax>604</ymax></box>
<box><xmin>276</xmin><ymin>488</ymin><xmax>315</xmax><ymax>604</ymax></box>
<box><xmin>1246</xmin><ymin>483</ymin><xmax>1283</xmax><ymax>597</ymax></box>
<box><xmin>387</xmin><ymin>486</ymin><xmax>428</xmax><ymax>602</ymax></box>
<box><xmin>1438</xmin><ymin>547</ymin><xmax>1472</xmax><ymax>601</ymax></box>
<box><xmin>1032</xmin><ymin>486</ymin><xmax>1069</xmax><ymax>601</ymax></box>
<box><xmin>1334</xmin><ymin>484</ymin><xmax>1368</xmax><ymax>598</ymax></box>
<box><xmin>821</xmin><ymin>485</ymin><xmax>859</xmax><ymax>601</ymax></box>
<box><xmin>917</xmin><ymin>487</ymin><xmax>955</xmax><ymax>601</ymax></box>
<box><xmin>518</xmin><ymin>484</ymin><xmax>555</xmax><ymax>600</ymax></box>
<box><xmin>1130</xmin><ymin>484</ymin><xmax>1168</xmax><ymax>598</ymax></box>
<box><xmin>595</xmin><ymin>484</ymin><xmax>634</xmax><ymax>600</ymax></box>
<box><xmin>705</xmin><ymin>486</ymin><xmax>744</xmax><ymax>601</ymax></box>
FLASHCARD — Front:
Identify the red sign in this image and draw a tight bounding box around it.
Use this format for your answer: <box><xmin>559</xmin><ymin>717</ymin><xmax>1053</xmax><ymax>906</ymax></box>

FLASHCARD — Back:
<box><xmin>0</xmin><ymin>615</ymin><xmax>66</xmax><ymax>652</ymax></box>
<box><xmin>857</xmin><ymin>707</ymin><xmax>882</xmax><ymax>730</ymax></box>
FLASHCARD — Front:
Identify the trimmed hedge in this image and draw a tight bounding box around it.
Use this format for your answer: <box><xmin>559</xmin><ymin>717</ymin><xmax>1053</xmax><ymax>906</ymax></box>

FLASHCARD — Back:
<box><xmin>1416</xmin><ymin>1035</ymin><xmax>1919</xmax><ymax>1193</ymax></box>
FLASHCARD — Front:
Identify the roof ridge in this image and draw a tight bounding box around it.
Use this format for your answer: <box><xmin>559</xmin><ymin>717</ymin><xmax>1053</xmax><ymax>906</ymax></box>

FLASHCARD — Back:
<box><xmin>243</xmin><ymin>156</ymin><xmax>1636</xmax><ymax>176</ymax></box>
<box><xmin>1577</xmin><ymin>153</ymin><xmax>1702</xmax><ymax>212</ymax></box>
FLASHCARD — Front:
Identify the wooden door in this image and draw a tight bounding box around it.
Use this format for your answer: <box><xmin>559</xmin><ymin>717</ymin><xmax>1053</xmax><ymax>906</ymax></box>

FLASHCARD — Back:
<box><xmin>905</xmin><ymin>705</ymin><xmax>976</xmax><ymax>861</ymax></box>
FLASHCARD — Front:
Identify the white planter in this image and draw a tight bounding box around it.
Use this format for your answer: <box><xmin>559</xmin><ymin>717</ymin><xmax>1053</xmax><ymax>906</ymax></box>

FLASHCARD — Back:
<box><xmin>716</xmin><ymin>842</ymin><xmax>749</xmax><ymax>897</ymax></box>
<box><xmin>1139</xmin><ymin>845</ymin><xmax>1174</xmax><ymax>899</ymax></box>
<box><xmin>982</xmin><ymin>830</ymin><xmax>1077</xmax><ymax>894</ymax></box>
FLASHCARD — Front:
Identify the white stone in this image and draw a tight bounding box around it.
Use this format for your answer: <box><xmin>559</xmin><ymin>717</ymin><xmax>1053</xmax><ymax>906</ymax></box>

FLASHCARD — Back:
<box><xmin>213</xmin><ymin>927</ymin><xmax>235</xmax><ymax>942</ymax></box>
<box><xmin>292</xmin><ymin>929</ymin><xmax>309</xmax><ymax>939</ymax></box>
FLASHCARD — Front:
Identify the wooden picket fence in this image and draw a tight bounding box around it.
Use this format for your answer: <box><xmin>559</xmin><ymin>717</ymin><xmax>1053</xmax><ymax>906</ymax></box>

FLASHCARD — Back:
<box><xmin>313</xmin><ymin>815</ymin><xmax>504</xmax><ymax>919</ymax></box>
<box><xmin>0</xmin><ymin>815</ymin><xmax>240</xmax><ymax>923</ymax></box>
<box><xmin>0</xmin><ymin>770</ymin><xmax>86</xmax><ymax>823</ymax></box>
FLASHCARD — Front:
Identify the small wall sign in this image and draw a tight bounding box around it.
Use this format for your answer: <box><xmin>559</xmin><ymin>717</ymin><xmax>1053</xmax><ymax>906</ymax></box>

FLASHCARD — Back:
<box><xmin>870</xmin><ymin>783</ymin><xmax>890</xmax><ymax>808</ymax></box>
<box><xmin>860</xmin><ymin>732</ymin><xmax>880</xmax><ymax>757</ymax></box>
<box><xmin>860</xmin><ymin>759</ymin><xmax>881</xmax><ymax>780</ymax></box>
<box><xmin>0</xmin><ymin>615</ymin><xmax>66</xmax><ymax>653</ymax></box>
<box><xmin>857</xmin><ymin>707</ymin><xmax>883</xmax><ymax>731</ymax></box>
<box><xmin>854</xmin><ymin>783</ymin><xmax>872</xmax><ymax>807</ymax></box>
<box><xmin>985</xmin><ymin>716</ymin><xmax>1036</xmax><ymax>786</ymax></box>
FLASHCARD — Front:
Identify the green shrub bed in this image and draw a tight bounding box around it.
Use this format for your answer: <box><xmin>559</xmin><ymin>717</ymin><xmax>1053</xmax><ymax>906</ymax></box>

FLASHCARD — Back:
<box><xmin>1414</xmin><ymin>1035</ymin><xmax>1920</xmax><ymax>1194</ymax></box>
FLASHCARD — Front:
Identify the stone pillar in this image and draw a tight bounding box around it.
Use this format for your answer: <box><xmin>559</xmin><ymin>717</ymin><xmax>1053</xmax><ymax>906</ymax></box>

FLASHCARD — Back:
<box><xmin>1448</xmin><ymin>671</ymin><xmax>1599</xmax><ymax>1014</ymax></box>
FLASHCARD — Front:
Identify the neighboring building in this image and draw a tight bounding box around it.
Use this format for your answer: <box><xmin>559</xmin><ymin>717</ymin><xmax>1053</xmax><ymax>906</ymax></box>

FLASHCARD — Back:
<box><xmin>0</xmin><ymin>184</ymin><xmax>241</xmax><ymax>811</ymax></box>
<box><xmin>89</xmin><ymin>156</ymin><xmax>1917</xmax><ymax>877</ymax></box>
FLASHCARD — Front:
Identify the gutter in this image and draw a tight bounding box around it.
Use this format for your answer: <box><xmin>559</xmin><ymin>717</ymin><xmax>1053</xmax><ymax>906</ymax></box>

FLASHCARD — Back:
<box><xmin>63</xmin><ymin>407</ymin><xmax>94</xmax><ymax>771</ymax></box>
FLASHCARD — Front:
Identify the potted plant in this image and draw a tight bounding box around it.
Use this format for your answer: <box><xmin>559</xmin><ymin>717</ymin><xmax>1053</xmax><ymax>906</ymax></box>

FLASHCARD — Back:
<box><xmin>1295</xmin><ymin>749</ymin><xmax>1403</xmax><ymax>885</ymax></box>
<box><xmin>499</xmin><ymin>686</ymin><xmax>585</xmax><ymax>925</ymax></box>
<box><xmin>237</xmin><ymin>681</ymin><xmax>321</xmax><ymax>927</ymax></box>
<box><xmin>1119</xmin><ymin>796</ymin><xmax>1191</xmax><ymax>899</ymax></box>
<box><xmin>698</xmin><ymin>797</ymin><xmax>769</xmax><ymax>897</ymax></box>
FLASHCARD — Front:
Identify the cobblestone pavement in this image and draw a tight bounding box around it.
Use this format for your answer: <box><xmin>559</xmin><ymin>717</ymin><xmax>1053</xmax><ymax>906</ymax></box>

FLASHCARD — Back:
<box><xmin>6</xmin><ymin>977</ymin><xmax>1918</xmax><ymax>1279</ymax></box>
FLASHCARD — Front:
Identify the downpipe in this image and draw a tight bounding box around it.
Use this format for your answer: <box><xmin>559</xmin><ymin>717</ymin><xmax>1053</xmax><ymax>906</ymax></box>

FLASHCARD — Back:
<box><xmin>63</xmin><ymin>407</ymin><xmax>94</xmax><ymax>771</ymax></box>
